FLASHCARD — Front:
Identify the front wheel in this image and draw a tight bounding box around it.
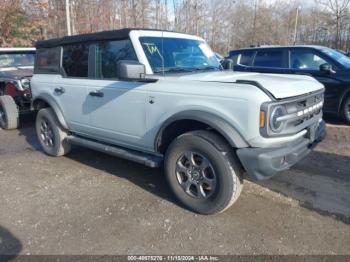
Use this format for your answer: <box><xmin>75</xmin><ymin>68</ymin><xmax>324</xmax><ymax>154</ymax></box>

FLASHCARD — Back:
<box><xmin>35</xmin><ymin>108</ymin><xmax>71</xmax><ymax>156</ymax></box>
<box><xmin>341</xmin><ymin>96</ymin><xmax>350</xmax><ymax>124</ymax></box>
<box><xmin>165</xmin><ymin>130</ymin><xmax>243</xmax><ymax>215</ymax></box>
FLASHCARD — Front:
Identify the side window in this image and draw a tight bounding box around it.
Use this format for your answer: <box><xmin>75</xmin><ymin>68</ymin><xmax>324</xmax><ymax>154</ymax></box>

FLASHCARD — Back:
<box><xmin>95</xmin><ymin>40</ymin><xmax>137</xmax><ymax>79</ymax></box>
<box><xmin>62</xmin><ymin>44</ymin><xmax>89</xmax><ymax>78</ymax></box>
<box><xmin>229</xmin><ymin>53</ymin><xmax>239</xmax><ymax>65</ymax></box>
<box><xmin>290</xmin><ymin>49</ymin><xmax>328</xmax><ymax>70</ymax></box>
<box><xmin>238</xmin><ymin>51</ymin><xmax>254</xmax><ymax>66</ymax></box>
<box><xmin>254</xmin><ymin>50</ymin><xmax>284</xmax><ymax>68</ymax></box>
<box><xmin>35</xmin><ymin>48</ymin><xmax>60</xmax><ymax>74</ymax></box>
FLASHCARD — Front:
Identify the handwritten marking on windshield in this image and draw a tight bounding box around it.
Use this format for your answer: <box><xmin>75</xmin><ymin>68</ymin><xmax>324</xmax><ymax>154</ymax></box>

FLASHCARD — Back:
<box><xmin>143</xmin><ymin>43</ymin><xmax>163</xmax><ymax>58</ymax></box>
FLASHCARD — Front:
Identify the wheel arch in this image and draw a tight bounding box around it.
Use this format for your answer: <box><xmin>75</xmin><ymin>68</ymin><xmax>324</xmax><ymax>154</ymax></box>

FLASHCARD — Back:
<box><xmin>155</xmin><ymin>110</ymin><xmax>248</xmax><ymax>154</ymax></box>
<box><xmin>32</xmin><ymin>95</ymin><xmax>69</xmax><ymax>130</ymax></box>
<box><xmin>338</xmin><ymin>87</ymin><xmax>350</xmax><ymax>115</ymax></box>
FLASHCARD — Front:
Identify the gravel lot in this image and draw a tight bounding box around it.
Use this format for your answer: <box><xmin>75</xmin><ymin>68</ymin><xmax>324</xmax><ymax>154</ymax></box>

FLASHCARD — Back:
<box><xmin>0</xmin><ymin>115</ymin><xmax>349</xmax><ymax>255</ymax></box>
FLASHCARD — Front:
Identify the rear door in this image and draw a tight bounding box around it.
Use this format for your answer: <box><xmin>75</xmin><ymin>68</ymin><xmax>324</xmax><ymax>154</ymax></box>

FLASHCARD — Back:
<box><xmin>54</xmin><ymin>43</ymin><xmax>91</xmax><ymax>134</ymax></box>
<box><xmin>249</xmin><ymin>48</ymin><xmax>289</xmax><ymax>74</ymax></box>
<box><xmin>233</xmin><ymin>49</ymin><xmax>290</xmax><ymax>74</ymax></box>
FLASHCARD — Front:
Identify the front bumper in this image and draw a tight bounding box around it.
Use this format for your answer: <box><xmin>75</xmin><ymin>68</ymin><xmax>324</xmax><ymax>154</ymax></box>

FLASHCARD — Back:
<box><xmin>237</xmin><ymin>120</ymin><xmax>326</xmax><ymax>181</ymax></box>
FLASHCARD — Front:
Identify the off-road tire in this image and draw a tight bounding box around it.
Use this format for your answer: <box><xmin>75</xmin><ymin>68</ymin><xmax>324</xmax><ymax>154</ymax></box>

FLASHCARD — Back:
<box><xmin>35</xmin><ymin>108</ymin><xmax>71</xmax><ymax>156</ymax></box>
<box><xmin>341</xmin><ymin>95</ymin><xmax>350</xmax><ymax>124</ymax></box>
<box><xmin>0</xmin><ymin>95</ymin><xmax>19</xmax><ymax>130</ymax></box>
<box><xmin>164</xmin><ymin>130</ymin><xmax>243</xmax><ymax>215</ymax></box>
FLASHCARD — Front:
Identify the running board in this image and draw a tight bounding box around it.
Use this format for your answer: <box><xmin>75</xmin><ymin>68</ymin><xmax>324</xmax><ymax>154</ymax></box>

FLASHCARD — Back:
<box><xmin>66</xmin><ymin>136</ymin><xmax>163</xmax><ymax>168</ymax></box>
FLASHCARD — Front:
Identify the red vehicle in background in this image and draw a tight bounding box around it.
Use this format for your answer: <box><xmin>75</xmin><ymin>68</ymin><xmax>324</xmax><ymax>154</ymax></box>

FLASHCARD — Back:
<box><xmin>0</xmin><ymin>48</ymin><xmax>35</xmax><ymax>129</ymax></box>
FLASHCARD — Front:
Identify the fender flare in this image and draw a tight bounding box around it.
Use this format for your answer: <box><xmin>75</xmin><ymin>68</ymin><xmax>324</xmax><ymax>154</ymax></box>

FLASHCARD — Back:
<box><xmin>32</xmin><ymin>94</ymin><xmax>69</xmax><ymax>130</ymax></box>
<box><xmin>155</xmin><ymin>110</ymin><xmax>249</xmax><ymax>151</ymax></box>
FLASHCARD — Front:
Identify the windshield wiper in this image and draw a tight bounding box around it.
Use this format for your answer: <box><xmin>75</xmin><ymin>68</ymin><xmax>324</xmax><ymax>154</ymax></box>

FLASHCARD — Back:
<box><xmin>153</xmin><ymin>67</ymin><xmax>194</xmax><ymax>74</ymax></box>
<box><xmin>154</xmin><ymin>66</ymin><xmax>221</xmax><ymax>74</ymax></box>
<box><xmin>194</xmin><ymin>66</ymin><xmax>222</xmax><ymax>71</ymax></box>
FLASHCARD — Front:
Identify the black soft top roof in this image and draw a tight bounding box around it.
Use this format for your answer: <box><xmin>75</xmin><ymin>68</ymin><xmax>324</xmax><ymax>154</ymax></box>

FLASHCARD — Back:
<box><xmin>35</xmin><ymin>28</ymin><xmax>173</xmax><ymax>48</ymax></box>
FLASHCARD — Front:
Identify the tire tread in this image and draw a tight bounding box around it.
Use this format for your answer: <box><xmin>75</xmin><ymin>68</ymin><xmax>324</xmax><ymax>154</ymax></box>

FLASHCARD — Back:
<box><xmin>165</xmin><ymin>130</ymin><xmax>243</xmax><ymax>214</ymax></box>
<box><xmin>36</xmin><ymin>108</ymin><xmax>71</xmax><ymax>157</ymax></box>
<box><xmin>0</xmin><ymin>95</ymin><xmax>19</xmax><ymax>130</ymax></box>
<box><xmin>341</xmin><ymin>95</ymin><xmax>350</xmax><ymax>124</ymax></box>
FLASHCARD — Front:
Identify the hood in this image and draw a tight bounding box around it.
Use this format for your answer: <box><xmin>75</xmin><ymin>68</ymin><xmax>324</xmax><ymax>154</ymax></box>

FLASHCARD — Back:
<box><xmin>170</xmin><ymin>71</ymin><xmax>324</xmax><ymax>100</ymax></box>
<box><xmin>0</xmin><ymin>67</ymin><xmax>33</xmax><ymax>80</ymax></box>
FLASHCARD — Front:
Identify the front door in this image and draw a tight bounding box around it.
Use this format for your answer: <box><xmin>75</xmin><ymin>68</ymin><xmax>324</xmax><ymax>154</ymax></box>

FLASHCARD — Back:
<box><xmin>288</xmin><ymin>48</ymin><xmax>342</xmax><ymax>114</ymax></box>
<box><xmin>84</xmin><ymin>39</ymin><xmax>149</xmax><ymax>149</ymax></box>
<box><xmin>86</xmin><ymin>80</ymin><xmax>148</xmax><ymax>149</ymax></box>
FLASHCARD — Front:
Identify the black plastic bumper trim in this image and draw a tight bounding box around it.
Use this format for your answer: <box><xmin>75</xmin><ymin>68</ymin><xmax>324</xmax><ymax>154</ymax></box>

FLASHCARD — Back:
<box><xmin>237</xmin><ymin>120</ymin><xmax>326</xmax><ymax>181</ymax></box>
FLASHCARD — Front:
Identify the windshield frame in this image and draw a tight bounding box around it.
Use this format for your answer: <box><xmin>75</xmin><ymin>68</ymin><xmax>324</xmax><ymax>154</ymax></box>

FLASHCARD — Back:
<box><xmin>138</xmin><ymin>36</ymin><xmax>222</xmax><ymax>74</ymax></box>
<box><xmin>0</xmin><ymin>51</ymin><xmax>36</xmax><ymax>69</ymax></box>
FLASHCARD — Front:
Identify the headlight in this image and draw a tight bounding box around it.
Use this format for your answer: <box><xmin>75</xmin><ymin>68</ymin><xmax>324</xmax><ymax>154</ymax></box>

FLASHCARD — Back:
<box><xmin>20</xmin><ymin>78</ymin><xmax>30</xmax><ymax>89</ymax></box>
<box><xmin>270</xmin><ymin>105</ymin><xmax>287</xmax><ymax>133</ymax></box>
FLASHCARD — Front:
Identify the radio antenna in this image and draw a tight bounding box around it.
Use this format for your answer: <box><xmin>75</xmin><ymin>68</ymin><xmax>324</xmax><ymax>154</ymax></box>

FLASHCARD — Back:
<box><xmin>161</xmin><ymin>30</ymin><xmax>165</xmax><ymax>77</ymax></box>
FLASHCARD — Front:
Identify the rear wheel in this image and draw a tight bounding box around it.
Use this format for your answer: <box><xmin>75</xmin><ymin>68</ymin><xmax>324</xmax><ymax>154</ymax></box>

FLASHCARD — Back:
<box><xmin>165</xmin><ymin>130</ymin><xmax>243</xmax><ymax>215</ymax></box>
<box><xmin>0</xmin><ymin>95</ymin><xmax>19</xmax><ymax>130</ymax></box>
<box><xmin>341</xmin><ymin>96</ymin><xmax>350</xmax><ymax>124</ymax></box>
<box><xmin>35</xmin><ymin>108</ymin><xmax>71</xmax><ymax>156</ymax></box>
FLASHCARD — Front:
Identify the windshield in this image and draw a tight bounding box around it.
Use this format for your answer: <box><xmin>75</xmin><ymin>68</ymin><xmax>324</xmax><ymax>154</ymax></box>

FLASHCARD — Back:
<box><xmin>320</xmin><ymin>47</ymin><xmax>350</xmax><ymax>68</ymax></box>
<box><xmin>139</xmin><ymin>37</ymin><xmax>221</xmax><ymax>73</ymax></box>
<box><xmin>0</xmin><ymin>52</ymin><xmax>35</xmax><ymax>68</ymax></box>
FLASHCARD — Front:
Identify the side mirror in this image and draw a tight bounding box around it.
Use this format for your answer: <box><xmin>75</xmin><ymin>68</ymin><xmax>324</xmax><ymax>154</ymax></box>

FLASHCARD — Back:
<box><xmin>320</xmin><ymin>63</ymin><xmax>335</xmax><ymax>74</ymax></box>
<box><xmin>221</xmin><ymin>58</ymin><xmax>234</xmax><ymax>70</ymax></box>
<box><xmin>117</xmin><ymin>60</ymin><xmax>146</xmax><ymax>80</ymax></box>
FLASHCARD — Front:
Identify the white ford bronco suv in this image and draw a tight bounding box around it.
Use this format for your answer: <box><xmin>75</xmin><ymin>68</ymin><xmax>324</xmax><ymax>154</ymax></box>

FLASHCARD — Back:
<box><xmin>31</xmin><ymin>29</ymin><xmax>326</xmax><ymax>214</ymax></box>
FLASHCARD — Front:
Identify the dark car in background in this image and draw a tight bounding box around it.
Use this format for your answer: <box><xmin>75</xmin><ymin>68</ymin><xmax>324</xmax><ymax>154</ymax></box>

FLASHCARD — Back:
<box><xmin>228</xmin><ymin>46</ymin><xmax>350</xmax><ymax>124</ymax></box>
<box><xmin>0</xmin><ymin>48</ymin><xmax>35</xmax><ymax>129</ymax></box>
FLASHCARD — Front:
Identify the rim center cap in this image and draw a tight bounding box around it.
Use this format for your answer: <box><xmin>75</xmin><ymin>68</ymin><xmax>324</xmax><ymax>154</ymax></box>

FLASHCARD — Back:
<box><xmin>192</xmin><ymin>170</ymin><xmax>200</xmax><ymax>180</ymax></box>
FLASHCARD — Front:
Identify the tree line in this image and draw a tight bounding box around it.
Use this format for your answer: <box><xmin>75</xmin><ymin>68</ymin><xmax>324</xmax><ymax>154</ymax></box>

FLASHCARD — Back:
<box><xmin>1</xmin><ymin>0</ymin><xmax>350</xmax><ymax>55</ymax></box>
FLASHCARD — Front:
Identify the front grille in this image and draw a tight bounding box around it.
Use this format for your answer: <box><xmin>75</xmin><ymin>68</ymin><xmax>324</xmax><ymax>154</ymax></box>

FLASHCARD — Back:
<box><xmin>260</xmin><ymin>90</ymin><xmax>324</xmax><ymax>138</ymax></box>
<box><xmin>282</xmin><ymin>93</ymin><xmax>324</xmax><ymax>128</ymax></box>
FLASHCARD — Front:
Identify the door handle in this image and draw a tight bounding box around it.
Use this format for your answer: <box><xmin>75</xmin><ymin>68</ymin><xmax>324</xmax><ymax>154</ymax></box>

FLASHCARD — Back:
<box><xmin>54</xmin><ymin>87</ymin><xmax>65</xmax><ymax>94</ymax></box>
<box><xmin>149</xmin><ymin>96</ymin><xmax>155</xmax><ymax>104</ymax></box>
<box><xmin>89</xmin><ymin>90</ymin><xmax>104</xmax><ymax>97</ymax></box>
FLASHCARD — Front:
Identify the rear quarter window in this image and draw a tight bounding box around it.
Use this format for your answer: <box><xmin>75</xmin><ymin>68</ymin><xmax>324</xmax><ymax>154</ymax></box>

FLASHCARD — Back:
<box><xmin>62</xmin><ymin>44</ymin><xmax>90</xmax><ymax>78</ymax></box>
<box><xmin>35</xmin><ymin>48</ymin><xmax>61</xmax><ymax>74</ymax></box>
<box><xmin>238</xmin><ymin>50</ymin><xmax>255</xmax><ymax>66</ymax></box>
<box><xmin>228</xmin><ymin>52</ymin><xmax>239</xmax><ymax>65</ymax></box>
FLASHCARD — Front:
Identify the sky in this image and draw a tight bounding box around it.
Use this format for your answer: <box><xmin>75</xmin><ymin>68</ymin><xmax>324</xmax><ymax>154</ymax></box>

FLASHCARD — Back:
<box><xmin>170</xmin><ymin>0</ymin><xmax>316</xmax><ymax>9</ymax></box>
<box><xmin>260</xmin><ymin>0</ymin><xmax>315</xmax><ymax>7</ymax></box>
<box><xmin>168</xmin><ymin>0</ymin><xmax>316</xmax><ymax>20</ymax></box>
